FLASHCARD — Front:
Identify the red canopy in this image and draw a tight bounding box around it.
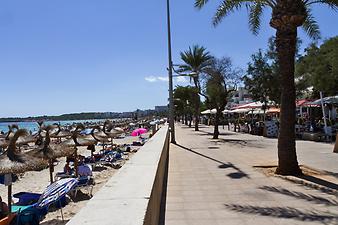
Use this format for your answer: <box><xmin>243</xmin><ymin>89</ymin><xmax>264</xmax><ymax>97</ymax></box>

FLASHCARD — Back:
<box><xmin>296</xmin><ymin>99</ymin><xmax>313</xmax><ymax>107</ymax></box>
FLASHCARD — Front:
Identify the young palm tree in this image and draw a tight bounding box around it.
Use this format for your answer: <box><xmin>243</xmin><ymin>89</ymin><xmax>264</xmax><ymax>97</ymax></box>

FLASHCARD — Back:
<box><xmin>180</xmin><ymin>45</ymin><xmax>213</xmax><ymax>131</ymax></box>
<box><xmin>195</xmin><ymin>0</ymin><xmax>338</xmax><ymax>175</ymax></box>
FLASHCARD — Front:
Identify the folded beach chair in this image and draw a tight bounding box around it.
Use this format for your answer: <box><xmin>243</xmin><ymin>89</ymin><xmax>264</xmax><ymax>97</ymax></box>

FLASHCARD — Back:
<box><xmin>73</xmin><ymin>176</ymin><xmax>94</xmax><ymax>198</ymax></box>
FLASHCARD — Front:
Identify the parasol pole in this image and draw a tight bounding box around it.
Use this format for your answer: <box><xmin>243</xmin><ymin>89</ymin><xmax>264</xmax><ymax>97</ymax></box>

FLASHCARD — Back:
<box><xmin>49</xmin><ymin>159</ymin><xmax>54</xmax><ymax>184</ymax></box>
<box><xmin>8</xmin><ymin>184</ymin><xmax>12</xmax><ymax>214</ymax></box>
<box><xmin>320</xmin><ymin>92</ymin><xmax>328</xmax><ymax>137</ymax></box>
<box><xmin>5</xmin><ymin>174</ymin><xmax>13</xmax><ymax>214</ymax></box>
<box><xmin>74</xmin><ymin>147</ymin><xmax>78</xmax><ymax>177</ymax></box>
<box><xmin>57</xmin><ymin>192</ymin><xmax>64</xmax><ymax>222</ymax></box>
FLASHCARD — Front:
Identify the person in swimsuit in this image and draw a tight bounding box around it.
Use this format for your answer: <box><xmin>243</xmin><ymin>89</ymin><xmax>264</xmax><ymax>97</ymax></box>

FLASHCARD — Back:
<box><xmin>0</xmin><ymin>196</ymin><xmax>9</xmax><ymax>219</ymax></box>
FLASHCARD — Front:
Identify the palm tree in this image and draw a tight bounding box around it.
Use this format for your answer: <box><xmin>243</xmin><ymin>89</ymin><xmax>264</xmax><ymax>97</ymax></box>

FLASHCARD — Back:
<box><xmin>195</xmin><ymin>0</ymin><xmax>337</xmax><ymax>175</ymax></box>
<box><xmin>180</xmin><ymin>45</ymin><xmax>213</xmax><ymax>131</ymax></box>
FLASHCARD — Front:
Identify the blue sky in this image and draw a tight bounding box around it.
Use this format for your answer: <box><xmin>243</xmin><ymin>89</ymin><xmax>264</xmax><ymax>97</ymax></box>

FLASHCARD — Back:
<box><xmin>0</xmin><ymin>0</ymin><xmax>337</xmax><ymax>117</ymax></box>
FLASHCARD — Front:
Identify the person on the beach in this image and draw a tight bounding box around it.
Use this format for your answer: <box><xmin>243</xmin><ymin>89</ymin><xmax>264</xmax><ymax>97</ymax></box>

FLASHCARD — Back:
<box><xmin>64</xmin><ymin>162</ymin><xmax>72</xmax><ymax>175</ymax></box>
<box><xmin>0</xmin><ymin>196</ymin><xmax>9</xmax><ymax>219</ymax></box>
<box><xmin>78</xmin><ymin>164</ymin><xmax>92</xmax><ymax>177</ymax></box>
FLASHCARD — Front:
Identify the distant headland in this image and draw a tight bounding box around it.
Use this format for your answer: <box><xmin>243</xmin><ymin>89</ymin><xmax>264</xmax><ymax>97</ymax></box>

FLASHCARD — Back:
<box><xmin>0</xmin><ymin>106</ymin><xmax>168</xmax><ymax>123</ymax></box>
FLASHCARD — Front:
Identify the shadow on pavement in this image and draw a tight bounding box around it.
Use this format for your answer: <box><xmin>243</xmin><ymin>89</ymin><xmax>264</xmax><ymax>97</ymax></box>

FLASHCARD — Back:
<box><xmin>197</xmin><ymin>130</ymin><xmax>237</xmax><ymax>136</ymax></box>
<box><xmin>174</xmin><ymin>143</ymin><xmax>250</xmax><ymax>179</ymax></box>
<box><xmin>278</xmin><ymin>176</ymin><xmax>337</xmax><ymax>196</ymax></box>
<box><xmin>259</xmin><ymin>186</ymin><xmax>338</xmax><ymax>206</ymax></box>
<box><xmin>224</xmin><ymin>204</ymin><xmax>338</xmax><ymax>224</ymax></box>
<box><xmin>212</xmin><ymin>138</ymin><xmax>267</xmax><ymax>149</ymax></box>
<box><xmin>300</xmin><ymin>175</ymin><xmax>338</xmax><ymax>190</ymax></box>
<box><xmin>179</xmin><ymin>125</ymin><xmax>209</xmax><ymax>129</ymax></box>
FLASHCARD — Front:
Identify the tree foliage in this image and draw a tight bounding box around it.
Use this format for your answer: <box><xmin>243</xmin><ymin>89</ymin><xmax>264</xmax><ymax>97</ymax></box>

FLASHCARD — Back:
<box><xmin>194</xmin><ymin>0</ymin><xmax>338</xmax><ymax>40</ymax></box>
<box><xmin>173</xmin><ymin>86</ymin><xmax>200</xmax><ymax>126</ymax></box>
<box><xmin>296</xmin><ymin>36</ymin><xmax>338</xmax><ymax>97</ymax></box>
<box><xmin>243</xmin><ymin>50</ymin><xmax>280</xmax><ymax>106</ymax></box>
<box><xmin>204</xmin><ymin>57</ymin><xmax>241</xmax><ymax>138</ymax></box>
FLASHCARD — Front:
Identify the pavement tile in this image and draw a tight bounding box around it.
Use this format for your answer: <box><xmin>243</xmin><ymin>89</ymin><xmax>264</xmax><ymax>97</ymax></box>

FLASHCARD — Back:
<box><xmin>184</xmin><ymin>210</ymin><xmax>213</xmax><ymax>219</ymax></box>
<box><xmin>165</xmin><ymin>210</ymin><xmax>186</xmax><ymax>220</ymax></box>
<box><xmin>166</xmin><ymin>202</ymin><xmax>184</xmax><ymax>211</ymax></box>
<box><xmin>165</xmin><ymin>220</ymin><xmax>189</xmax><ymax>225</ymax></box>
<box><xmin>165</xmin><ymin>125</ymin><xmax>338</xmax><ymax>225</ymax></box>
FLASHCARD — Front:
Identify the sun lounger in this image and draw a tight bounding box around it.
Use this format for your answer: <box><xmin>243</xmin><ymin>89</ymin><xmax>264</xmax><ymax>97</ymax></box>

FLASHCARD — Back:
<box><xmin>9</xmin><ymin>203</ymin><xmax>48</xmax><ymax>223</ymax></box>
<box><xmin>11</xmin><ymin>205</ymin><xmax>31</xmax><ymax>213</ymax></box>
<box><xmin>13</xmin><ymin>207</ymin><xmax>41</xmax><ymax>225</ymax></box>
<box><xmin>13</xmin><ymin>192</ymin><xmax>41</xmax><ymax>206</ymax></box>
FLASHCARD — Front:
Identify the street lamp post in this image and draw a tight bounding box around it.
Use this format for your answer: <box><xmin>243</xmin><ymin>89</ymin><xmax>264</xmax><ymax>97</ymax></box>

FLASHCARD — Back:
<box><xmin>166</xmin><ymin>0</ymin><xmax>176</xmax><ymax>144</ymax></box>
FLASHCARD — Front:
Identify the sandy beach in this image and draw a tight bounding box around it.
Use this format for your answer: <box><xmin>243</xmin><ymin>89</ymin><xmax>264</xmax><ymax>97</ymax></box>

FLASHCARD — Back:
<box><xmin>0</xmin><ymin>135</ymin><xmax>144</xmax><ymax>225</ymax></box>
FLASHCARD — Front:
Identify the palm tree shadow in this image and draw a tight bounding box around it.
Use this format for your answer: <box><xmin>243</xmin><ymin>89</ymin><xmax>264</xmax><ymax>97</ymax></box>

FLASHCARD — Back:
<box><xmin>300</xmin><ymin>175</ymin><xmax>338</xmax><ymax>190</ymax></box>
<box><xmin>214</xmin><ymin>137</ymin><xmax>268</xmax><ymax>149</ymax></box>
<box><xmin>259</xmin><ymin>186</ymin><xmax>338</xmax><ymax>206</ymax></box>
<box><xmin>279</xmin><ymin>175</ymin><xmax>338</xmax><ymax>196</ymax></box>
<box><xmin>225</xmin><ymin>204</ymin><xmax>338</xmax><ymax>223</ymax></box>
<box><xmin>198</xmin><ymin>130</ymin><xmax>236</xmax><ymax>136</ymax></box>
<box><xmin>173</xmin><ymin>143</ymin><xmax>250</xmax><ymax>179</ymax></box>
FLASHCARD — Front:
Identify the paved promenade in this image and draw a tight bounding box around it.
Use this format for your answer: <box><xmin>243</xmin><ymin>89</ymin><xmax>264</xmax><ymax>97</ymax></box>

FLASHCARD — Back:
<box><xmin>165</xmin><ymin>124</ymin><xmax>338</xmax><ymax>225</ymax></box>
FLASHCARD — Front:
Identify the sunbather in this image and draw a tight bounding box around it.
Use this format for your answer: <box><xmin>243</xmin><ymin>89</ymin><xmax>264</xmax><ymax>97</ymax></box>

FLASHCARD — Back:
<box><xmin>0</xmin><ymin>196</ymin><xmax>9</xmax><ymax>219</ymax></box>
<box><xmin>64</xmin><ymin>161</ymin><xmax>72</xmax><ymax>175</ymax></box>
<box><xmin>77</xmin><ymin>163</ymin><xmax>92</xmax><ymax>177</ymax></box>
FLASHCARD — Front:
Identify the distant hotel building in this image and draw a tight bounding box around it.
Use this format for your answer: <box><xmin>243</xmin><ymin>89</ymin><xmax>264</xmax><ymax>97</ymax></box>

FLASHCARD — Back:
<box><xmin>227</xmin><ymin>87</ymin><xmax>253</xmax><ymax>108</ymax></box>
<box><xmin>155</xmin><ymin>106</ymin><xmax>168</xmax><ymax>113</ymax></box>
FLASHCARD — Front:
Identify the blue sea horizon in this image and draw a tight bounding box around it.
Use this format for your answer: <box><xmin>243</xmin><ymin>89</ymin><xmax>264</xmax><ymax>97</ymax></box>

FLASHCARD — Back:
<box><xmin>0</xmin><ymin>119</ymin><xmax>113</xmax><ymax>133</ymax></box>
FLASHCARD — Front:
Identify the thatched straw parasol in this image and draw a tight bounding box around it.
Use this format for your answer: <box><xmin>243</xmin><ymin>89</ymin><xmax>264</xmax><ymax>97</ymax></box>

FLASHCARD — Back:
<box><xmin>0</xmin><ymin>129</ymin><xmax>48</xmax><ymax>214</ymax></box>
<box><xmin>0</xmin><ymin>138</ymin><xmax>8</xmax><ymax>149</ymax></box>
<box><xmin>61</xmin><ymin>124</ymin><xmax>97</xmax><ymax>177</ymax></box>
<box><xmin>0</xmin><ymin>125</ymin><xmax>19</xmax><ymax>148</ymax></box>
<box><xmin>28</xmin><ymin>126</ymin><xmax>76</xmax><ymax>183</ymax></box>
<box><xmin>92</xmin><ymin>126</ymin><xmax>110</xmax><ymax>142</ymax></box>
<box><xmin>50</xmin><ymin>124</ymin><xmax>72</xmax><ymax>140</ymax></box>
<box><xmin>102</xmin><ymin>120</ymin><xmax>125</xmax><ymax>145</ymax></box>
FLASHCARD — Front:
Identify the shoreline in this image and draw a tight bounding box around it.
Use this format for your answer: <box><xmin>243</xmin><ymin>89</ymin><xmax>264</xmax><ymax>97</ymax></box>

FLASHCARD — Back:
<box><xmin>0</xmin><ymin>135</ymin><xmax>143</xmax><ymax>225</ymax></box>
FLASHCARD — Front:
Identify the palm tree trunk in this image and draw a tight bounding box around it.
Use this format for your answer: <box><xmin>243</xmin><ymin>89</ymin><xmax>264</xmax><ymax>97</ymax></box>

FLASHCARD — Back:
<box><xmin>275</xmin><ymin>27</ymin><xmax>302</xmax><ymax>176</ymax></box>
<box><xmin>213</xmin><ymin>112</ymin><xmax>220</xmax><ymax>139</ymax></box>
<box><xmin>194</xmin><ymin>102</ymin><xmax>200</xmax><ymax>131</ymax></box>
<box><xmin>193</xmin><ymin>78</ymin><xmax>200</xmax><ymax>131</ymax></box>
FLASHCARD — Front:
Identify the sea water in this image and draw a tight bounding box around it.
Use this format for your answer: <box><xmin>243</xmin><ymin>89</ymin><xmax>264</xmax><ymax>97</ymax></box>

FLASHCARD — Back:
<box><xmin>0</xmin><ymin>119</ymin><xmax>108</xmax><ymax>133</ymax></box>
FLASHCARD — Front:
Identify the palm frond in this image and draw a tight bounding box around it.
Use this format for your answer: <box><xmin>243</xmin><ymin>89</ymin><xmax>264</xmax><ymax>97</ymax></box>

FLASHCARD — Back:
<box><xmin>195</xmin><ymin>0</ymin><xmax>210</xmax><ymax>9</ymax></box>
<box><xmin>305</xmin><ymin>0</ymin><xmax>338</xmax><ymax>10</ymax></box>
<box><xmin>302</xmin><ymin>8</ymin><xmax>321</xmax><ymax>40</ymax></box>
<box><xmin>213</xmin><ymin>0</ymin><xmax>248</xmax><ymax>26</ymax></box>
<box><xmin>180</xmin><ymin>45</ymin><xmax>213</xmax><ymax>72</ymax></box>
<box><xmin>249</xmin><ymin>3</ymin><xmax>263</xmax><ymax>35</ymax></box>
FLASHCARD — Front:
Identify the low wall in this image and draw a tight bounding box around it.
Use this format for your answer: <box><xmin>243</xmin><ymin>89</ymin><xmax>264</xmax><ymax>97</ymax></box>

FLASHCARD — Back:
<box><xmin>67</xmin><ymin>126</ymin><xmax>169</xmax><ymax>225</ymax></box>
